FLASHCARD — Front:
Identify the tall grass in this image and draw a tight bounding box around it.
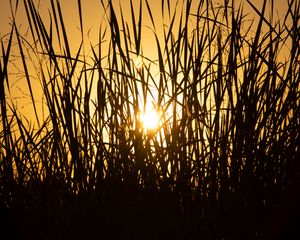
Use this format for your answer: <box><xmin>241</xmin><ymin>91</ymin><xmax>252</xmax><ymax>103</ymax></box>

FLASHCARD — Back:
<box><xmin>0</xmin><ymin>0</ymin><xmax>299</xmax><ymax>239</ymax></box>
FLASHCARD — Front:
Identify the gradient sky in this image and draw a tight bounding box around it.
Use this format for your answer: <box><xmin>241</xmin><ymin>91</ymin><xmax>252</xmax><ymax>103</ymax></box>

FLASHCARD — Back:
<box><xmin>0</xmin><ymin>0</ymin><xmax>291</xmax><ymax>71</ymax></box>
<box><xmin>0</xmin><ymin>0</ymin><xmax>291</xmax><ymax>66</ymax></box>
<box><xmin>0</xmin><ymin>0</ymin><xmax>292</xmax><ymax>119</ymax></box>
<box><xmin>0</xmin><ymin>0</ymin><xmax>290</xmax><ymax>38</ymax></box>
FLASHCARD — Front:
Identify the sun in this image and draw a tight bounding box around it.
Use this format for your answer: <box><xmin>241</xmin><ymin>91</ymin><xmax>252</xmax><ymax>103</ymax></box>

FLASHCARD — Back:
<box><xmin>140</xmin><ymin>107</ymin><xmax>160</xmax><ymax>131</ymax></box>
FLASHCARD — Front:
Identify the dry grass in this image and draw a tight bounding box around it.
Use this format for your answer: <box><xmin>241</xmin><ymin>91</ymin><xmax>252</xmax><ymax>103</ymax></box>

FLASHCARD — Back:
<box><xmin>0</xmin><ymin>0</ymin><xmax>299</xmax><ymax>239</ymax></box>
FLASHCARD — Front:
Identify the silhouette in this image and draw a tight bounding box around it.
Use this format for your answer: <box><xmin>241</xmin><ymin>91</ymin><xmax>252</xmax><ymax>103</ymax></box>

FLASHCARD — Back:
<box><xmin>0</xmin><ymin>0</ymin><xmax>299</xmax><ymax>239</ymax></box>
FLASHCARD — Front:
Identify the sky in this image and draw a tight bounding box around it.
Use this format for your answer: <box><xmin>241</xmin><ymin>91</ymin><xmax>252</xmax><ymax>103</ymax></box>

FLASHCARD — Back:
<box><xmin>0</xmin><ymin>0</ymin><xmax>290</xmax><ymax>41</ymax></box>
<box><xmin>0</xmin><ymin>0</ymin><xmax>291</xmax><ymax>63</ymax></box>
<box><xmin>0</xmin><ymin>0</ymin><xmax>292</xmax><ymax>121</ymax></box>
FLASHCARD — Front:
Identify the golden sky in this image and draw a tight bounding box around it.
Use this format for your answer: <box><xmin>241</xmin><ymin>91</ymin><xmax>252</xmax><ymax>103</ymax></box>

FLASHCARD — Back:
<box><xmin>0</xmin><ymin>0</ymin><xmax>290</xmax><ymax>39</ymax></box>
<box><xmin>0</xmin><ymin>0</ymin><xmax>292</xmax><ymax>121</ymax></box>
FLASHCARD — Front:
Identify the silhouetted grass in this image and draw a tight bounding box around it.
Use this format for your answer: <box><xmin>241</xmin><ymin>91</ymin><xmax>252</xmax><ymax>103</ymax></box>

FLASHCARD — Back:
<box><xmin>0</xmin><ymin>0</ymin><xmax>299</xmax><ymax>239</ymax></box>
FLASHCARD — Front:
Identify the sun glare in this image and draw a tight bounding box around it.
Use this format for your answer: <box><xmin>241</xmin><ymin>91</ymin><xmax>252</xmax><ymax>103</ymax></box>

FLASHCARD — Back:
<box><xmin>140</xmin><ymin>107</ymin><xmax>160</xmax><ymax>131</ymax></box>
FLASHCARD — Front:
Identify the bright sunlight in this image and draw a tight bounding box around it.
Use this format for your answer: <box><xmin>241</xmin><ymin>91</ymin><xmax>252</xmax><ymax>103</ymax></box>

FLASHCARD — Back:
<box><xmin>140</xmin><ymin>105</ymin><xmax>160</xmax><ymax>131</ymax></box>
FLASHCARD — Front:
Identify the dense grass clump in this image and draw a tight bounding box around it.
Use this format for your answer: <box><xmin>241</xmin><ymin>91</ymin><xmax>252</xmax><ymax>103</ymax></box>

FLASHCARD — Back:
<box><xmin>0</xmin><ymin>0</ymin><xmax>299</xmax><ymax>239</ymax></box>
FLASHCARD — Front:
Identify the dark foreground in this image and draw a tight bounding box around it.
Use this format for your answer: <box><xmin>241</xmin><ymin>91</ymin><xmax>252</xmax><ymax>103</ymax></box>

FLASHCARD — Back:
<box><xmin>1</xmin><ymin>177</ymin><xmax>300</xmax><ymax>240</ymax></box>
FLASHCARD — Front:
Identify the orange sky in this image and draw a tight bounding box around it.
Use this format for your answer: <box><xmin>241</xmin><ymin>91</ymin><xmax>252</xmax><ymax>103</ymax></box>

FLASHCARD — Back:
<box><xmin>0</xmin><ymin>0</ymin><xmax>290</xmax><ymax>39</ymax></box>
<box><xmin>0</xmin><ymin>1</ymin><xmax>291</xmax><ymax>72</ymax></box>
<box><xmin>0</xmin><ymin>0</ymin><xmax>292</xmax><ymax>121</ymax></box>
<box><xmin>0</xmin><ymin>0</ymin><xmax>291</xmax><ymax>66</ymax></box>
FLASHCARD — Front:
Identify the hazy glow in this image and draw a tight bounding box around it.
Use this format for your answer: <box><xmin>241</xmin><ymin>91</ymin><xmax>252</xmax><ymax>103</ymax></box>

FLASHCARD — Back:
<box><xmin>140</xmin><ymin>106</ymin><xmax>160</xmax><ymax>130</ymax></box>
<box><xmin>133</xmin><ymin>55</ymin><xmax>144</xmax><ymax>69</ymax></box>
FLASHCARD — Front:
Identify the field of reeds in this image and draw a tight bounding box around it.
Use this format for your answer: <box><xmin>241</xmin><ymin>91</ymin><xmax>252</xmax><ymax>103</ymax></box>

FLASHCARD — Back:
<box><xmin>0</xmin><ymin>0</ymin><xmax>299</xmax><ymax>239</ymax></box>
